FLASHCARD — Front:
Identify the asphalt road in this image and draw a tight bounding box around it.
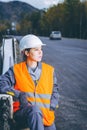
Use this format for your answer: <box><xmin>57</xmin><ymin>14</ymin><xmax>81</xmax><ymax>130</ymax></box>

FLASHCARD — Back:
<box><xmin>40</xmin><ymin>37</ymin><xmax>87</xmax><ymax>130</ymax></box>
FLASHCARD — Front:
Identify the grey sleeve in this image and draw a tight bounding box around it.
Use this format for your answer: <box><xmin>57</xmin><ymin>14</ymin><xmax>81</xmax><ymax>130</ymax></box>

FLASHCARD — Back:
<box><xmin>50</xmin><ymin>70</ymin><xmax>59</xmax><ymax>111</ymax></box>
<box><xmin>0</xmin><ymin>67</ymin><xmax>20</xmax><ymax>98</ymax></box>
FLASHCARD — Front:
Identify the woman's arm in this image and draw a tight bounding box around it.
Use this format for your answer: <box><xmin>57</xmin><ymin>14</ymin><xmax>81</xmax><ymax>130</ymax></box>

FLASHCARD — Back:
<box><xmin>0</xmin><ymin>67</ymin><xmax>20</xmax><ymax>98</ymax></box>
<box><xmin>50</xmin><ymin>70</ymin><xmax>59</xmax><ymax>110</ymax></box>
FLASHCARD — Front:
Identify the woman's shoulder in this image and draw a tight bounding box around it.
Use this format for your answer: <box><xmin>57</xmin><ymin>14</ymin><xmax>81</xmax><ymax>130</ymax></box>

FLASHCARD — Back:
<box><xmin>42</xmin><ymin>62</ymin><xmax>54</xmax><ymax>69</ymax></box>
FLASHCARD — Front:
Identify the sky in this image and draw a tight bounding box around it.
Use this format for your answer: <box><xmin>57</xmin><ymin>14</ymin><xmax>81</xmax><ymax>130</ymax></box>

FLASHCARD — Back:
<box><xmin>0</xmin><ymin>0</ymin><xmax>64</xmax><ymax>9</ymax></box>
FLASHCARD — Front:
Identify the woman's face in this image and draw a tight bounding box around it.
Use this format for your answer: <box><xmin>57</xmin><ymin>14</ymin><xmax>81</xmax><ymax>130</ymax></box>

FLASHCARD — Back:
<box><xmin>25</xmin><ymin>46</ymin><xmax>43</xmax><ymax>62</ymax></box>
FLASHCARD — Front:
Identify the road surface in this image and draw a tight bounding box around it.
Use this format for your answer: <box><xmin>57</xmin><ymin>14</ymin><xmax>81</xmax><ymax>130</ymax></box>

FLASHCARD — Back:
<box><xmin>40</xmin><ymin>37</ymin><xmax>87</xmax><ymax>130</ymax></box>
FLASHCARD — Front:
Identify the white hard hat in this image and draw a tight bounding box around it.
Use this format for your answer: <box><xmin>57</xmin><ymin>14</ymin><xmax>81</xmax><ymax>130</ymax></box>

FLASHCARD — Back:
<box><xmin>19</xmin><ymin>34</ymin><xmax>46</xmax><ymax>52</ymax></box>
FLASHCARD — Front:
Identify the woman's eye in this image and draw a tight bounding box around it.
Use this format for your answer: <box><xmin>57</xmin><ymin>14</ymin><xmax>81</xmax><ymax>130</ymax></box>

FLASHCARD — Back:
<box><xmin>35</xmin><ymin>49</ymin><xmax>38</xmax><ymax>51</ymax></box>
<box><xmin>35</xmin><ymin>49</ymin><xmax>42</xmax><ymax>51</ymax></box>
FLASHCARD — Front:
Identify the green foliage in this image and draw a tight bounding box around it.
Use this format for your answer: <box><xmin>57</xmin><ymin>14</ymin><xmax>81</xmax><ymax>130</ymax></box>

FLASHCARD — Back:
<box><xmin>39</xmin><ymin>4</ymin><xmax>64</xmax><ymax>36</ymax></box>
<box><xmin>40</xmin><ymin>0</ymin><xmax>87</xmax><ymax>39</ymax></box>
<box><xmin>63</xmin><ymin>0</ymin><xmax>81</xmax><ymax>38</ymax></box>
<box><xmin>30</xmin><ymin>12</ymin><xmax>41</xmax><ymax>34</ymax></box>
<box><xmin>0</xmin><ymin>0</ymin><xmax>87</xmax><ymax>39</ymax></box>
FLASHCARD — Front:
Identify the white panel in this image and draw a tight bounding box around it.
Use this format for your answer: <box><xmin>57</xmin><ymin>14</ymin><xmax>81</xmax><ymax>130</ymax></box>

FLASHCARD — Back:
<box><xmin>2</xmin><ymin>39</ymin><xmax>14</xmax><ymax>74</ymax></box>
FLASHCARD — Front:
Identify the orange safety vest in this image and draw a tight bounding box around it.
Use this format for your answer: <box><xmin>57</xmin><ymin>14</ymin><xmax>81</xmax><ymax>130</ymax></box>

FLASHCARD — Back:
<box><xmin>13</xmin><ymin>61</ymin><xmax>54</xmax><ymax>126</ymax></box>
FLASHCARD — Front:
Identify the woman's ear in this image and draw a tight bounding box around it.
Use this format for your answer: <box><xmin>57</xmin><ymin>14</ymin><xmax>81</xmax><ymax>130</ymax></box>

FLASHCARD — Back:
<box><xmin>24</xmin><ymin>50</ymin><xmax>29</xmax><ymax>56</ymax></box>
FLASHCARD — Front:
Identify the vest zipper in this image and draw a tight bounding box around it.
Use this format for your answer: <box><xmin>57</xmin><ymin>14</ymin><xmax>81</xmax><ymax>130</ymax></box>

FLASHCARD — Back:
<box><xmin>34</xmin><ymin>86</ymin><xmax>36</xmax><ymax>104</ymax></box>
<box><xmin>34</xmin><ymin>80</ymin><xmax>38</xmax><ymax>104</ymax></box>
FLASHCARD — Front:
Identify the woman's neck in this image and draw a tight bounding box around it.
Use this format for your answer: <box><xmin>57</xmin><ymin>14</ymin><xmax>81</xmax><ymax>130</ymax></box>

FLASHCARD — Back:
<box><xmin>26</xmin><ymin>60</ymin><xmax>37</xmax><ymax>68</ymax></box>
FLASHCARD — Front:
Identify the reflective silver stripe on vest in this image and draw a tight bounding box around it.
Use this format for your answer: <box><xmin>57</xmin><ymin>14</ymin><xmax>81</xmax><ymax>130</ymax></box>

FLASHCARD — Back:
<box><xmin>36</xmin><ymin>102</ymin><xmax>50</xmax><ymax>108</ymax></box>
<box><xmin>28</xmin><ymin>100</ymin><xmax>50</xmax><ymax>108</ymax></box>
<box><xmin>36</xmin><ymin>93</ymin><xmax>51</xmax><ymax>99</ymax></box>
<box><xmin>26</xmin><ymin>92</ymin><xmax>51</xmax><ymax>108</ymax></box>
<box><xmin>27</xmin><ymin>92</ymin><xmax>34</xmax><ymax>98</ymax></box>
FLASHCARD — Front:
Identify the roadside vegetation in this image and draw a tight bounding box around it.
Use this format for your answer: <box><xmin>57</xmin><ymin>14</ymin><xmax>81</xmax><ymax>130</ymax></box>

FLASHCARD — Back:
<box><xmin>0</xmin><ymin>0</ymin><xmax>87</xmax><ymax>39</ymax></box>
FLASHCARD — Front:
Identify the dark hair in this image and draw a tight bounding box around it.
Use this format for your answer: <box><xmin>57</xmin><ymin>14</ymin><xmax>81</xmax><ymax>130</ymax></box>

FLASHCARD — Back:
<box><xmin>25</xmin><ymin>48</ymin><xmax>31</xmax><ymax>52</ymax></box>
<box><xmin>23</xmin><ymin>48</ymin><xmax>31</xmax><ymax>61</ymax></box>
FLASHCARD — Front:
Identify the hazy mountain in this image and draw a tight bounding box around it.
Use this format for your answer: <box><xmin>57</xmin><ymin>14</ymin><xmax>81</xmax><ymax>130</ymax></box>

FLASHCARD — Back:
<box><xmin>0</xmin><ymin>1</ymin><xmax>39</xmax><ymax>22</ymax></box>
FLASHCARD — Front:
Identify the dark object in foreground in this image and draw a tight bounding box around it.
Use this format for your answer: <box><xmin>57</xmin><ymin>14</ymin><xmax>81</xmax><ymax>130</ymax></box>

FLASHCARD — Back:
<box><xmin>0</xmin><ymin>95</ymin><xmax>12</xmax><ymax>130</ymax></box>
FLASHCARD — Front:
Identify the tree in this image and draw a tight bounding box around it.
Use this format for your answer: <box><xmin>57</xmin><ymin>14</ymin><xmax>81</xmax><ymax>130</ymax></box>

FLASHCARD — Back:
<box><xmin>40</xmin><ymin>4</ymin><xmax>64</xmax><ymax>36</ymax></box>
<box><xmin>30</xmin><ymin>11</ymin><xmax>41</xmax><ymax>35</ymax></box>
<box><xmin>80</xmin><ymin>1</ymin><xmax>87</xmax><ymax>39</ymax></box>
<box><xmin>18</xmin><ymin>13</ymin><xmax>32</xmax><ymax>35</ymax></box>
<box><xmin>63</xmin><ymin>0</ymin><xmax>80</xmax><ymax>38</ymax></box>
